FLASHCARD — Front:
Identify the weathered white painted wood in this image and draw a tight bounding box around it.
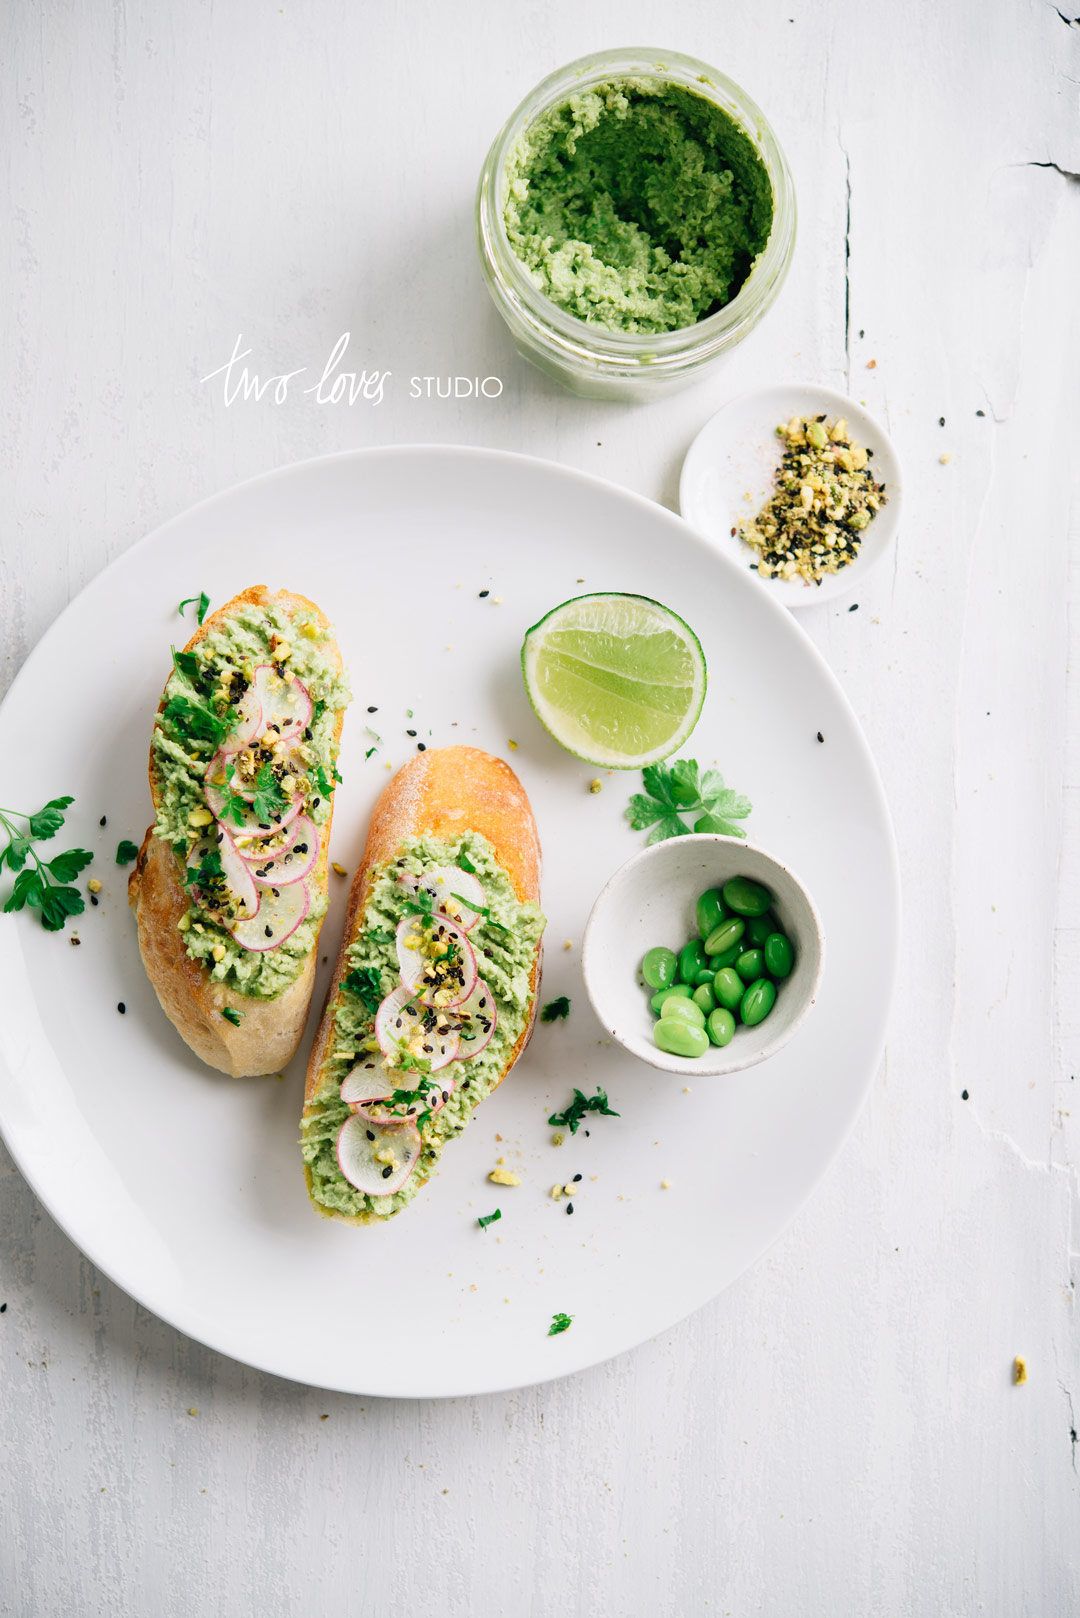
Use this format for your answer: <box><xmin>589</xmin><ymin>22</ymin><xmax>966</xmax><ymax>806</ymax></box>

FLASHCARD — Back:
<box><xmin>1</xmin><ymin>0</ymin><xmax>1078</xmax><ymax>1613</ymax></box>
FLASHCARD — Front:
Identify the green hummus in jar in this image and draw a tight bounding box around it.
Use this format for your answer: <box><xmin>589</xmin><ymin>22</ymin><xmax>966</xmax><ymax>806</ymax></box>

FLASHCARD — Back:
<box><xmin>502</xmin><ymin>78</ymin><xmax>775</xmax><ymax>335</ymax></box>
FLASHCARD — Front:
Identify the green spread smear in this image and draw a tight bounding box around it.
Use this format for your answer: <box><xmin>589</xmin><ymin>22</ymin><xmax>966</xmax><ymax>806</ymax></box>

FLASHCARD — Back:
<box><xmin>150</xmin><ymin>601</ymin><xmax>350</xmax><ymax>1000</ymax></box>
<box><xmin>302</xmin><ymin>831</ymin><xmax>545</xmax><ymax>1220</ymax></box>
<box><xmin>503</xmin><ymin>78</ymin><xmax>774</xmax><ymax>335</ymax></box>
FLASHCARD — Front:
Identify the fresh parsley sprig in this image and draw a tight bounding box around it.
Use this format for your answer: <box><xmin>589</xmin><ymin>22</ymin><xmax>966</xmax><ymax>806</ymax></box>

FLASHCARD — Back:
<box><xmin>251</xmin><ymin>763</ymin><xmax>289</xmax><ymax>822</ymax></box>
<box><xmin>340</xmin><ymin>965</ymin><xmax>383</xmax><ymax>1017</ymax></box>
<box><xmin>541</xmin><ymin>996</ymin><xmax>571</xmax><ymax>1022</ymax></box>
<box><xmin>548</xmin><ymin>1086</ymin><xmax>619</xmax><ymax>1134</ymax></box>
<box><xmin>178</xmin><ymin>591</ymin><xmax>211</xmax><ymax>624</ymax></box>
<box><xmin>626</xmin><ymin>758</ymin><xmax>752</xmax><ymax>845</ymax></box>
<box><xmin>0</xmin><ymin>797</ymin><xmax>93</xmax><ymax>932</ymax></box>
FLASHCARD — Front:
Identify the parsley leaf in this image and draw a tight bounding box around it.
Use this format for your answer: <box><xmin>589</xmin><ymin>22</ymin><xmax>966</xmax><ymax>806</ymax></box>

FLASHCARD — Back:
<box><xmin>626</xmin><ymin>757</ymin><xmax>753</xmax><ymax>845</ymax></box>
<box><xmin>115</xmin><ymin>839</ymin><xmax>140</xmax><ymax>866</ymax></box>
<box><xmin>213</xmin><ymin>783</ymin><xmax>251</xmax><ymax>828</ymax></box>
<box><xmin>163</xmin><ymin>693</ymin><xmax>229</xmax><ymax>749</ymax></box>
<box><xmin>541</xmin><ymin>996</ymin><xmax>571</xmax><ymax>1022</ymax></box>
<box><xmin>458</xmin><ymin>850</ymin><xmax>477</xmax><ymax>874</ymax></box>
<box><xmin>178</xmin><ymin>591</ymin><xmax>211</xmax><ymax>624</ymax></box>
<box><xmin>183</xmin><ymin>846</ymin><xmax>224</xmax><ymax>890</ymax></box>
<box><xmin>548</xmin><ymin>1312</ymin><xmax>573</xmax><ymax>1336</ymax></box>
<box><xmin>171</xmin><ymin>645</ymin><xmax>201</xmax><ymax>683</ymax></box>
<box><xmin>340</xmin><ymin>966</ymin><xmax>383</xmax><ymax>1017</ymax></box>
<box><xmin>251</xmin><ymin>764</ymin><xmax>289</xmax><ymax>822</ymax></box>
<box><xmin>0</xmin><ymin>798</ymin><xmax>91</xmax><ymax>934</ymax></box>
<box><xmin>548</xmin><ymin>1086</ymin><xmax>619</xmax><ymax>1134</ymax></box>
<box><xmin>477</xmin><ymin>1209</ymin><xmax>502</xmax><ymax>1231</ymax></box>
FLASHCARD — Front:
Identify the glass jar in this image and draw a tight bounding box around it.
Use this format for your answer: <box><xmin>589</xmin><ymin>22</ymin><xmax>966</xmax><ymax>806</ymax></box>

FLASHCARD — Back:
<box><xmin>476</xmin><ymin>48</ymin><xmax>797</xmax><ymax>401</ymax></box>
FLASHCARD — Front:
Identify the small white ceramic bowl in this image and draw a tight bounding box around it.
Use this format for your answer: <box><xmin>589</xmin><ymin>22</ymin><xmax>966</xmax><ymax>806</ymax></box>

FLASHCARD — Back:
<box><xmin>679</xmin><ymin>382</ymin><xmax>903</xmax><ymax>609</ymax></box>
<box><xmin>582</xmin><ymin>834</ymin><xmax>825</xmax><ymax>1078</ymax></box>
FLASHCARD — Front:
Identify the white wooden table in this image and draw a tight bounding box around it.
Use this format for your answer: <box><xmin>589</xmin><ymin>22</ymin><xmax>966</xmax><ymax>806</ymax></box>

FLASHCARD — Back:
<box><xmin>2</xmin><ymin>3</ymin><xmax>1078</xmax><ymax>1612</ymax></box>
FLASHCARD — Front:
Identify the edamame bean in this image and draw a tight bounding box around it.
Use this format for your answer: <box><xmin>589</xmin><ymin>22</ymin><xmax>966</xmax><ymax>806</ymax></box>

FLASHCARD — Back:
<box><xmin>735</xmin><ymin>948</ymin><xmax>765</xmax><ymax>984</ymax></box>
<box><xmin>660</xmin><ymin>997</ymin><xmax>707</xmax><ymax>1030</ymax></box>
<box><xmin>694</xmin><ymin>965</ymin><xmax>718</xmax><ymax>986</ymax></box>
<box><xmin>706</xmin><ymin>1007</ymin><xmax>736</xmax><ymax>1047</ymax></box>
<box><xmin>740</xmin><ymin>978</ymin><xmax>776</xmax><ymax>1026</ymax></box>
<box><xmin>722</xmin><ymin>877</ymin><xmax>772</xmax><ymax>917</ymax></box>
<box><xmin>677</xmin><ymin>939</ymin><xmax>709</xmax><ymax>984</ymax></box>
<box><xmin>642</xmin><ymin>946</ymin><xmax>677</xmax><ymax>990</ymax></box>
<box><xmin>650</xmin><ymin>983</ymin><xmax>694</xmax><ymax>1015</ymax></box>
<box><xmin>655</xmin><ymin>1018</ymin><xmax>709</xmax><ymax>1058</ymax></box>
<box><xmin>764</xmin><ymin>932</ymin><xmax>794</xmax><ymax>978</ymax></box>
<box><xmin>709</xmin><ymin>942</ymin><xmax>743</xmax><ymax>972</ymax></box>
<box><xmin>703</xmin><ymin>917</ymin><xmax>745</xmax><ymax>956</ymax></box>
<box><xmin>713</xmin><ymin>967</ymin><xmax>744</xmax><ymax>1011</ymax></box>
<box><xmin>746</xmin><ymin>912</ymin><xmax>777</xmax><ymax>947</ymax></box>
<box><xmin>692</xmin><ymin>983</ymin><xmax>717</xmax><ymax>1016</ymax></box>
<box><xmin>696</xmin><ymin>888</ymin><xmax>728</xmax><ymax>940</ymax></box>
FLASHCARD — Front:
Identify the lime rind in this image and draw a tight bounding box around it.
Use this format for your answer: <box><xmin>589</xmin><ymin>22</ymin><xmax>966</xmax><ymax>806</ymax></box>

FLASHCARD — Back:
<box><xmin>521</xmin><ymin>592</ymin><xmax>707</xmax><ymax>768</ymax></box>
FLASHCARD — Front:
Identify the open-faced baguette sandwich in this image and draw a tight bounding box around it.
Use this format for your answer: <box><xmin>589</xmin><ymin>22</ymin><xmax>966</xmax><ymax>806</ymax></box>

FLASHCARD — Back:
<box><xmin>302</xmin><ymin>746</ymin><xmax>545</xmax><ymax>1223</ymax></box>
<box><xmin>129</xmin><ymin>585</ymin><xmax>350</xmax><ymax>1077</ymax></box>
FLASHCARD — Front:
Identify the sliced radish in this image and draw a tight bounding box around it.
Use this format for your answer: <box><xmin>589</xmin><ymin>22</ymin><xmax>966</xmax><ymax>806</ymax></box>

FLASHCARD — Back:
<box><xmin>336</xmin><ymin>1114</ymin><xmax>420</xmax><ymax>1197</ymax></box>
<box><xmin>375</xmin><ymin>985</ymin><xmax>460</xmax><ymax>1072</ymax></box>
<box><xmin>253</xmin><ymin>664</ymin><xmax>312</xmax><ymax>740</ymax></box>
<box><xmin>455</xmin><ymin>978</ymin><xmax>498</xmax><ymax>1060</ymax></box>
<box><xmin>205</xmin><ymin>749</ymin><xmax>253</xmax><ymax>811</ymax></box>
<box><xmin>340</xmin><ymin>1061</ymin><xmax>396</xmax><ymax>1107</ymax></box>
<box><xmin>234</xmin><ymin>817</ymin><xmax>303</xmax><ymax>864</ymax></box>
<box><xmin>407</xmin><ymin>866</ymin><xmax>486</xmax><ymax>932</ymax></box>
<box><xmin>248</xmin><ymin>816</ymin><xmax>318</xmax><ymax>887</ymax></box>
<box><xmin>396</xmin><ymin>912</ymin><xmax>477</xmax><ymax>1009</ymax></box>
<box><xmin>186</xmin><ymin>827</ymin><xmax>259</xmax><ymax>923</ymax></box>
<box><xmin>230</xmin><ymin>877</ymin><xmax>309</xmax><ymax>951</ymax></box>
<box><xmin>228</xmin><ymin>681</ymin><xmax>263</xmax><ymax>748</ymax></box>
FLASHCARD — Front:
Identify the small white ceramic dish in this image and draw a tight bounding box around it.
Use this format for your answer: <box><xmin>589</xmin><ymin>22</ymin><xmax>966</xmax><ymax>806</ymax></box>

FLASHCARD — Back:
<box><xmin>583</xmin><ymin>834</ymin><xmax>825</xmax><ymax>1078</ymax></box>
<box><xmin>679</xmin><ymin>382</ymin><xmax>903</xmax><ymax>609</ymax></box>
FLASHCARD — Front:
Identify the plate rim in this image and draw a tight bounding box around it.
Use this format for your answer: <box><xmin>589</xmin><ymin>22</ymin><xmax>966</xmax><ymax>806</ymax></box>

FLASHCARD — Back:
<box><xmin>0</xmin><ymin>443</ymin><xmax>901</xmax><ymax>1397</ymax></box>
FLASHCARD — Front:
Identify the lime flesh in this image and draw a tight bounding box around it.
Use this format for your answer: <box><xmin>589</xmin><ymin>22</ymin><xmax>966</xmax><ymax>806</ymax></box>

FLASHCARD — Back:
<box><xmin>521</xmin><ymin>593</ymin><xmax>707</xmax><ymax>768</ymax></box>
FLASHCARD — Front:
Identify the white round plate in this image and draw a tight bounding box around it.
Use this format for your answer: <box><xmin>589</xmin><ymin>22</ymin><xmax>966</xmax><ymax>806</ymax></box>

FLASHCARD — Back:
<box><xmin>679</xmin><ymin>382</ymin><xmax>903</xmax><ymax>608</ymax></box>
<box><xmin>0</xmin><ymin>447</ymin><xmax>899</xmax><ymax>1397</ymax></box>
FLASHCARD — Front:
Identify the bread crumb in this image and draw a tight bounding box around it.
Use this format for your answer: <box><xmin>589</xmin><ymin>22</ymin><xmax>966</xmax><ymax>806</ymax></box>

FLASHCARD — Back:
<box><xmin>939</xmin><ymin>452</ymin><xmax>952</xmax><ymax>465</ymax></box>
<box><xmin>661</xmin><ymin>1180</ymin><xmax>672</xmax><ymax>1190</ymax></box>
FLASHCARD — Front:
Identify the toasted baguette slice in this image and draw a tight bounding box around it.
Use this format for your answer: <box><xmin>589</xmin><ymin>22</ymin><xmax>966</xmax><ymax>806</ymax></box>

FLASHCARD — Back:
<box><xmin>129</xmin><ymin>586</ymin><xmax>346</xmax><ymax>1077</ymax></box>
<box><xmin>303</xmin><ymin>745</ymin><xmax>543</xmax><ymax>1223</ymax></box>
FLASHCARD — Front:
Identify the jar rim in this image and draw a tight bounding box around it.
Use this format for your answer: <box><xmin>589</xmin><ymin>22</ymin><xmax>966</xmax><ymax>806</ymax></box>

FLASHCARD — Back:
<box><xmin>477</xmin><ymin>46</ymin><xmax>797</xmax><ymax>368</ymax></box>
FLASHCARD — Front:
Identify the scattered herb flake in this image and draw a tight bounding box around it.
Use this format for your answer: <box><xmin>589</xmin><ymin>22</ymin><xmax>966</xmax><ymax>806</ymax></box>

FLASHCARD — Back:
<box><xmin>477</xmin><ymin>1209</ymin><xmax>502</xmax><ymax>1231</ymax></box>
<box><xmin>548</xmin><ymin>1086</ymin><xmax>619</xmax><ymax>1134</ymax></box>
<box><xmin>178</xmin><ymin>591</ymin><xmax>211</xmax><ymax>624</ymax></box>
<box><xmin>458</xmin><ymin>850</ymin><xmax>477</xmax><ymax>874</ymax></box>
<box><xmin>115</xmin><ymin>839</ymin><xmax>140</xmax><ymax>866</ymax></box>
<box><xmin>221</xmin><ymin>1007</ymin><xmax>244</xmax><ymax>1026</ymax></box>
<box><xmin>548</xmin><ymin>1312</ymin><xmax>573</xmax><ymax>1336</ymax></box>
<box><xmin>171</xmin><ymin>645</ymin><xmax>200</xmax><ymax>683</ymax></box>
<box><xmin>541</xmin><ymin>996</ymin><xmax>571</xmax><ymax>1022</ymax></box>
<box><xmin>251</xmin><ymin>764</ymin><xmax>289</xmax><ymax>823</ymax></box>
<box><xmin>340</xmin><ymin>965</ymin><xmax>383</xmax><ymax>1017</ymax></box>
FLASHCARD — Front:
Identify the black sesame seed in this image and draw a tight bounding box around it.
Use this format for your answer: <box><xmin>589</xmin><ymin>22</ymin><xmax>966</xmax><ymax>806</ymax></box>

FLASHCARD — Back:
<box><xmin>441</xmin><ymin>1090</ymin><xmax>448</xmax><ymax>1102</ymax></box>
<box><xmin>0</xmin><ymin>1303</ymin><xmax>6</xmax><ymax>1312</ymax></box>
<box><xmin>367</xmin><ymin>705</ymin><xmax>378</xmax><ymax>713</ymax></box>
<box><xmin>817</xmin><ymin>731</ymin><xmax>824</xmax><ymax>743</ymax></box>
<box><xmin>264</xmin><ymin>926</ymin><xmax>273</xmax><ymax>938</ymax></box>
<box><xmin>90</xmin><ymin>895</ymin><xmax>99</xmax><ymax>907</ymax></box>
<box><xmin>406</xmin><ymin>729</ymin><xmax>417</xmax><ymax>738</ymax></box>
<box><xmin>417</xmin><ymin>743</ymin><xmax>426</xmax><ymax>751</ymax></box>
<box><xmin>573</xmin><ymin>1173</ymin><xmax>582</xmax><ymax>1182</ymax></box>
<box><xmin>117</xmin><ymin>1002</ymin><xmax>126</xmax><ymax>1014</ymax></box>
<box><xmin>381</xmin><ymin>1164</ymin><xmax>393</xmax><ymax>1179</ymax></box>
<box><xmin>961</xmin><ymin>1090</ymin><xmax>969</xmax><ymax>1101</ymax></box>
<box><xmin>566</xmin><ymin>1202</ymin><xmax>574</xmax><ymax>1215</ymax></box>
<box><xmin>479</xmin><ymin>589</ymin><xmax>489</xmax><ymax>598</ymax></box>
<box><xmin>976</xmin><ymin>409</ymin><xmax>985</xmax><ymax>417</ymax></box>
<box><xmin>366</xmin><ymin>1129</ymin><xmax>375</xmax><ymax>1141</ymax></box>
<box><xmin>848</xmin><ymin>603</ymin><xmax>859</xmax><ymax>612</ymax></box>
<box><xmin>938</xmin><ymin>416</ymin><xmax>945</xmax><ymax>427</ymax></box>
<box><xmin>99</xmin><ymin>815</ymin><xmax>107</xmax><ymax>827</ymax></box>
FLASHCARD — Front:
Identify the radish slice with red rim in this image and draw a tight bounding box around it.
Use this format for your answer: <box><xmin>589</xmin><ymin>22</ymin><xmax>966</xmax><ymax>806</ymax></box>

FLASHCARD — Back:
<box><xmin>234</xmin><ymin>817</ymin><xmax>303</xmax><ymax>864</ymax></box>
<box><xmin>455</xmin><ymin>978</ymin><xmax>498</xmax><ymax>1060</ymax></box>
<box><xmin>336</xmin><ymin>1114</ymin><xmax>420</xmax><ymax>1197</ymax></box>
<box><xmin>204</xmin><ymin>750</ymin><xmax>254</xmax><ymax>811</ymax></box>
<box><xmin>340</xmin><ymin>1061</ymin><xmax>396</xmax><ymax>1107</ymax></box>
<box><xmin>425</xmin><ymin>866</ymin><xmax>486</xmax><ymax>931</ymax></box>
<box><xmin>186</xmin><ymin>827</ymin><xmax>259</xmax><ymax>923</ymax></box>
<box><xmin>229</xmin><ymin>681</ymin><xmax>263</xmax><ymax>748</ymax></box>
<box><xmin>396</xmin><ymin>912</ymin><xmax>477</xmax><ymax>1008</ymax></box>
<box><xmin>375</xmin><ymin>986</ymin><xmax>460</xmax><ymax>1071</ymax></box>
<box><xmin>230</xmin><ymin>877</ymin><xmax>309</xmax><ymax>951</ymax></box>
<box><xmin>249</xmin><ymin>815</ymin><xmax>318</xmax><ymax>887</ymax></box>
<box><xmin>252</xmin><ymin>664</ymin><xmax>312</xmax><ymax>740</ymax></box>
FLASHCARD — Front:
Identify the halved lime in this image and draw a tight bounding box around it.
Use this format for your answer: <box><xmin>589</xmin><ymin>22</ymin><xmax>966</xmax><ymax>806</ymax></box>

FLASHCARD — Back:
<box><xmin>521</xmin><ymin>593</ymin><xmax>707</xmax><ymax>768</ymax></box>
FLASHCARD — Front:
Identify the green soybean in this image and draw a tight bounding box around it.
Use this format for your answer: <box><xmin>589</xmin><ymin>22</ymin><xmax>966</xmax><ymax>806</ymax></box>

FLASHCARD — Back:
<box><xmin>694</xmin><ymin>965</ymin><xmax>718</xmax><ymax>986</ymax></box>
<box><xmin>677</xmin><ymin>939</ymin><xmax>709</xmax><ymax>984</ymax></box>
<box><xmin>722</xmin><ymin>877</ymin><xmax>772</xmax><ymax>917</ymax></box>
<box><xmin>735</xmin><ymin>948</ymin><xmax>765</xmax><ymax>984</ymax></box>
<box><xmin>707</xmin><ymin>1007</ymin><xmax>736</xmax><ymax>1047</ymax></box>
<box><xmin>642</xmin><ymin>946</ymin><xmax>677</xmax><ymax>990</ymax></box>
<box><xmin>709</xmin><ymin>942</ymin><xmax>743</xmax><ymax>972</ymax></box>
<box><xmin>746</xmin><ymin>912</ymin><xmax>777</xmax><ymax>947</ymax></box>
<box><xmin>660</xmin><ymin>997</ymin><xmax>706</xmax><ymax>1030</ymax></box>
<box><xmin>740</xmin><ymin>978</ymin><xmax>776</xmax><ymax>1026</ymax></box>
<box><xmin>703</xmin><ymin>917</ymin><xmax>745</xmax><ymax>957</ymax></box>
<box><xmin>650</xmin><ymin>983</ymin><xmax>694</xmax><ymax>1015</ymax></box>
<box><xmin>692</xmin><ymin>983</ymin><xmax>717</xmax><ymax>1016</ymax></box>
<box><xmin>696</xmin><ymin>888</ymin><xmax>728</xmax><ymax>939</ymax></box>
<box><xmin>655</xmin><ymin>1018</ymin><xmax>709</xmax><ymax>1058</ymax></box>
<box><xmin>713</xmin><ymin>967</ymin><xmax>744</xmax><ymax>1011</ymax></box>
<box><xmin>764</xmin><ymin>932</ymin><xmax>794</xmax><ymax>978</ymax></box>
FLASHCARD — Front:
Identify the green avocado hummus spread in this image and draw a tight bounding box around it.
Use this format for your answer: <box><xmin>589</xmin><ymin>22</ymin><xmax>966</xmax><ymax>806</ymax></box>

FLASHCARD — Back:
<box><xmin>302</xmin><ymin>831</ymin><xmax>545</xmax><ymax>1220</ymax></box>
<box><xmin>151</xmin><ymin>600</ymin><xmax>350</xmax><ymax>1000</ymax></box>
<box><xmin>503</xmin><ymin>78</ymin><xmax>774</xmax><ymax>335</ymax></box>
